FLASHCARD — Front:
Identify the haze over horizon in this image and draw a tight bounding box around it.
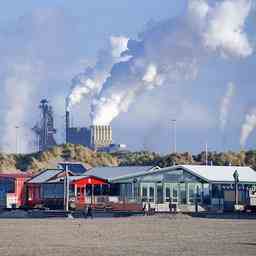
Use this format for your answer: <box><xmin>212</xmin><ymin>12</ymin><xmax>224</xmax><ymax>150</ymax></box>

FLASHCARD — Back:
<box><xmin>0</xmin><ymin>0</ymin><xmax>255</xmax><ymax>154</ymax></box>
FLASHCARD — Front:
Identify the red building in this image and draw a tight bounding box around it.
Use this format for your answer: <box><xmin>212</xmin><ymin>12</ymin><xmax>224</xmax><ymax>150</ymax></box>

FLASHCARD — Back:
<box><xmin>26</xmin><ymin>169</ymin><xmax>108</xmax><ymax>209</ymax></box>
<box><xmin>71</xmin><ymin>176</ymin><xmax>108</xmax><ymax>206</ymax></box>
<box><xmin>0</xmin><ymin>173</ymin><xmax>31</xmax><ymax>209</ymax></box>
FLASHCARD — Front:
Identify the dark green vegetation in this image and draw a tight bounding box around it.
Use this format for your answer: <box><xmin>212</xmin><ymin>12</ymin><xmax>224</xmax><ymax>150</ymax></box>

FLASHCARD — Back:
<box><xmin>1</xmin><ymin>144</ymin><xmax>256</xmax><ymax>173</ymax></box>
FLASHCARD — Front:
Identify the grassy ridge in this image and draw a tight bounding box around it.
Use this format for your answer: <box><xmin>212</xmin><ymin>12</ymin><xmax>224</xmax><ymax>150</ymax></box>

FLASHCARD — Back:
<box><xmin>1</xmin><ymin>145</ymin><xmax>256</xmax><ymax>173</ymax></box>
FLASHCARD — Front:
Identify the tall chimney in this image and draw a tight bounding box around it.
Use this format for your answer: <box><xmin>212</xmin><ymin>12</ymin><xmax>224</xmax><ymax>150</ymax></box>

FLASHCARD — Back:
<box><xmin>66</xmin><ymin>110</ymin><xmax>70</xmax><ymax>144</ymax></box>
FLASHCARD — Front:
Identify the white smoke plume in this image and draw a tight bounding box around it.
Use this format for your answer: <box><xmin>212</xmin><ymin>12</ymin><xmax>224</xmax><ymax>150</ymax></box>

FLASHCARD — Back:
<box><xmin>219</xmin><ymin>82</ymin><xmax>235</xmax><ymax>131</ymax></box>
<box><xmin>66</xmin><ymin>36</ymin><xmax>129</xmax><ymax>111</ymax></box>
<box><xmin>91</xmin><ymin>0</ymin><xmax>253</xmax><ymax>125</ymax></box>
<box><xmin>0</xmin><ymin>8</ymin><xmax>87</xmax><ymax>154</ymax></box>
<box><xmin>0</xmin><ymin>61</ymin><xmax>43</xmax><ymax>153</ymax></box>
<box><xmin>240</xmin><ymin>108</ymin><xmax>256</xmax><ymax>147</ymax></box>
<box><xmin>189</xmin><ymin>0</ymin><xmax>253</xmax><ymax>57</ymax></box>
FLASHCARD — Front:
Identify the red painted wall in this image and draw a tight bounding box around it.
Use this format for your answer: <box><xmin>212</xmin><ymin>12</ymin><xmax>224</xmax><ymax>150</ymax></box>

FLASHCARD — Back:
<box><xmin>0</xmin><ymin>174</ymin><xmax>30</xmax><ymax>208</ymax></box>
<box><xmin>27</xmin><ymin>184</ymin><xmax>41</xmax><ymax>207</ymax></box>
<box><xmin>72</xmin><ymin>176</ymin><xmax>107</xmax><ymax>187</ymax></box>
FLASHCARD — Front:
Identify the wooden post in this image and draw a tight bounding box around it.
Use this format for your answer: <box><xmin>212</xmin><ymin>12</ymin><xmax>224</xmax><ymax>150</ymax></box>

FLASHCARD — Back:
<box><xmin>64</xmin><ymin>164</ymin><xmax>69</xmax><ymax>212</ymax></box>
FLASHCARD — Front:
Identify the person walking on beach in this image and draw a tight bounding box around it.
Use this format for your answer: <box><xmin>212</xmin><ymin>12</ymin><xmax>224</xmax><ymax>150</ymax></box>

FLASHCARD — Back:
<box><xmin>87</xmin><ymin>204</ymin><xmax>93</xmax><ymax>219</ymax></box>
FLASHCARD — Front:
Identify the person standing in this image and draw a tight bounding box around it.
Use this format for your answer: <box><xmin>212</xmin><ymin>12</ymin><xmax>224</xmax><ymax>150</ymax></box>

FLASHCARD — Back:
<box><xmin>87</xmin><ymin>204</ymin><xmax>93</xmax><ymax>219</ymax></box>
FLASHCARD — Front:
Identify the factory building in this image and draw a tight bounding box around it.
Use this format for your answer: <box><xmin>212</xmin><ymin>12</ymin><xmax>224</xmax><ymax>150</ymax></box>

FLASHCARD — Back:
<box><xmin>65</xmin><ymin>110</ymin><xmax>112</xmax><ymax>150</ymax></box>
<box><xmin>66</xmin><ymin>127</ymin><xmax>91</xmax><ymax>148</ymax></box>
<box><xmin>90</xmin><ymin>125</ymin><xmax>112</xmax><ymax>149</ymax></box>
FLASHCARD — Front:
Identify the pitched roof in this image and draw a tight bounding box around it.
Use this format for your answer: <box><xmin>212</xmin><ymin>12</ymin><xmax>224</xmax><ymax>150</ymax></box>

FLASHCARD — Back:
<box><xmin>28</xmin><ymin>169</ymin><xmax>63</xmax><ymax>183</ymax></box>
<box><xmin>85</xmin><ymin>166</ymin><xmax>158</xmax><ymax>181</ymax></box>
<box><xmin>58</xmin><ymin>162</ymin><xmax>91</xmax><ymax>174</ymax></box>
<box><xmin>180</xmin><ymin>165</ymin><xmax>256</xmax><ymax>183</ymax></box>
<box><xmin>48</xmin><ymin>175</ymin><xmax>87</xmax><ymax>183</ymax></box>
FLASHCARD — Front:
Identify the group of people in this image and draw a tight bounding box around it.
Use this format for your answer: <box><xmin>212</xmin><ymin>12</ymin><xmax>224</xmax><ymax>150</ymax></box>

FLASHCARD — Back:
<box><xmin>143</xmin><ymin>198</ymin><xmax>177</xmax><ymax>215</ymax></box>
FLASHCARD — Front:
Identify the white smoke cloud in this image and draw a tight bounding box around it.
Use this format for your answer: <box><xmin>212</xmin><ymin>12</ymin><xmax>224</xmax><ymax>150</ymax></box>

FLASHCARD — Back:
<box><xmin>189</xmin><ymin>0</ymin><xmax>253</xmax><ymax>57</ymax></box>
<box><xmin>0</xmin><ymin>61</ymin><xmax>43</xmax><ymax>153</ymax></box>
<box><xmin>91</xmin><ymin>0</ymin><xmax>253</xmax><ymax>126</ymax></box>
<box><xmin>240</xmin><ymin>108</ymin><xmax>256</xmax><ymax>147</ymax></box>
<box><xmin>0</xmin><ymin>8</ymin><xmax>86</xmax><ymax>153</ymax></box>
<box><xmin>219</xmin><ymin>82</ymin><xmax>235</xmax><ymax>131</ymax></box>
<box><xmin>66</xmin><ymin>36</ymin><xmax>130</xmax><ymax>111</ymax></box>
<box><xmin>110</xmin><ymin>36</ymin><xmax>129</xmax><ymax>59</ymax></box>
<box><xmin>143</xmin><ymin>64</ymin><xmax>158</xmax><ymax>83</ymax></box>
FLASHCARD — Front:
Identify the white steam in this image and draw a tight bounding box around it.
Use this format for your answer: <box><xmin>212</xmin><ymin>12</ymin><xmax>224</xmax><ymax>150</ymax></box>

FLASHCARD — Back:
<box><xmin>189</xmin><ymin>0</ymin><xmax>253</xmax><ymax>57</ymax></box>
<box><xmin>0</xmin><ymin>62</ymin><xmax>42</xmax><ymax>153</ymax></box>
<box><xmin>90</xmin><ymin>0</ymin><xmax>253</xmax><ymax>125</ymax></box>
<box><xmin>66</xmin><ymin>36</ymin><xmax>129</xmax><ymax>111</ymax></box>
<box><xmin>219</xmin><ymin>82</ymin><xmax>235</xmax><ymax>131</ymax></box>
<box><xmin>143</xmin><ymin>64</ymin><xmax>158</xmax><ymax>83</ymax></box>
<box><xmin>240</xmin><ymin>108</ymin><xmax>256</xmax><ymax>147</ymax></box>
<box><xmin>110</xmin><ymin>36</ymin><xmax>129</xmax><ymax>59</ymax></box>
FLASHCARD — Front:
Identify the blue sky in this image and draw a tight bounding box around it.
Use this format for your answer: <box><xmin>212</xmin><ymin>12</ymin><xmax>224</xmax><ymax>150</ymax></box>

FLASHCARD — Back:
<box><xmin>0</xmin><ymin>1</ymin><xmax>185</xmax><ymax>56</ymax></box>
<box><xmin>0</xmin><ymin>0</ymin><xmax>255</xmax><ymax>154</ymax></box>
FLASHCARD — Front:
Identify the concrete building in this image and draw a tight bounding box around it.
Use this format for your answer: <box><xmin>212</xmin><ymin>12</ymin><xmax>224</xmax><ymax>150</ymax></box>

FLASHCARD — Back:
<box><xmin>90</xmin><ymin>125</ymin><xmax>112</xmax><ymax>149</ymax></box>
<box><xmin>65</xmin><ymin>111</ymin><xmax>112</xmax><ymax>150</ymax></box>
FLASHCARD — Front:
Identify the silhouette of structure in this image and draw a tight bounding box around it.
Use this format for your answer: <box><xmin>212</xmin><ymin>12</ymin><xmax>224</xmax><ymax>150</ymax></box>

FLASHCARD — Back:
<box><xmin>32</xmin><ymin>99</ymin><xmax>57</xmax><ymax>151</ymax></box>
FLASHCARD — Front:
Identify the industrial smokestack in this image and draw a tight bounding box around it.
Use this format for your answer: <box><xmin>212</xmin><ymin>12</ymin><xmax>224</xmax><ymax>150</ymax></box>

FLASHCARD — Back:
<box><xmin>66</xmin><ymin>110</ymin><xmax>70</xmax><ymax>144</ymax></box>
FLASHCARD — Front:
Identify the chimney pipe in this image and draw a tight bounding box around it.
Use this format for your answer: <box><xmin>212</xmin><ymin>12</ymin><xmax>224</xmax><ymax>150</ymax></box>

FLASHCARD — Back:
<box><xmin>66</xmin><ymin>110</ymin><xmax>70</xmax><ymax>144</ymax></box>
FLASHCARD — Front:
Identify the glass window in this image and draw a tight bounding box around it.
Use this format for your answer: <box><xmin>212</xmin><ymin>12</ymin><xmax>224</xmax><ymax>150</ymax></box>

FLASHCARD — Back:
<box><xmin>86</xmin><ymin>185</ymin><xmax>92</xmax><ymax>196</ymax></box>
<box><xmin>212</xmin><ymin>184</ymin><xmax>223</xmax><ymax>198</ymax></box>
<box><xmin>172</xmin><ymin>183</ymin><xmax>178</xmax><ymax>203</ymax></box>
<box><xmin>180</xmin><ymin>183</ymin><xmax>187</xmax><ymax>204</ymax></box>
<box><xmin>109</xmin><ymin>184</ymin><xmax>120</xmax><ymax>196</ymax></box>
<box><xmin>165</xmin><ymin>186</ymin><xmax>171</xmax><ymax>202</ymax></box>
<box><xmin>189</xmin><ymin>183</ymin><xmax>196</xmax><ymax>203</ymax></box>
<box><xmin>101</xmin><ymin>184</ymin><xmax>109</xmax><ymax>195</ymax></box>
<box><xmin>93</xmin><ymin>185</ymin><xmax>101</xmax><ymax>196</ymax></box>
<box><xmin>141</xmin><ymin>185</ymin><xmax>148</xmax><ymax>202</ymax></box>
<box><xmin>157</xmin><ymin>184</ymin><xmax>163</xmax><ymax>204</ymax></box>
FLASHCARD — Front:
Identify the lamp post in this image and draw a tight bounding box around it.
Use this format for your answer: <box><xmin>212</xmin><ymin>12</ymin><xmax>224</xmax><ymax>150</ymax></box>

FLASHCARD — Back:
<box><xmin>171</xmin><ymin>119</ymin><xmax>177</xmax><ymax>154</ymax></box>
<box><xmin>61</xmin><ymin>150</ymin><xmax>70</xmax><ymax>212</ymax></box>
<box><xmin>15</xmin><ymin>126</ymin><xmax>19</xmax><ymax>154</ymax></box>
<box><xmin>233</xmin><ymin>170</ymin><xmax>239</xmax><ymax>209</ymax></box>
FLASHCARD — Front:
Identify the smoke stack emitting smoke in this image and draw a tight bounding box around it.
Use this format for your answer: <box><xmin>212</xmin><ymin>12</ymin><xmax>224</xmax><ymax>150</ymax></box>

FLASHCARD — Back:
<box><xmin>240</xmin><ymin>109</ymin><xmax>256</xmax><ymax>148</ymax></box>
<box><xmin>89</xmin><ymin>0</ymin><xmax>253</xmax><ymax>126</ymax></box>
<box><xmin>64</xmin><ymin>0</ymin><xmax>254</xmax><ymax>144</ymax></box>
<box><xmin>66</xmin><ymin>36</ymin><xmax>129</xmax><ymax>112</ymax></box>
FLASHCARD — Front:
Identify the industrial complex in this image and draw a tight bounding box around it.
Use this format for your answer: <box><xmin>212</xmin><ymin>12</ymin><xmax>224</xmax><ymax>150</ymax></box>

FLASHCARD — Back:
<box><xmin>32</xmin><ymin>98</ymin><xmax>125</xmax><ymax>152</ymax></box>
<box><xmin>65</xmin><ymin>109</ymin><xmax>113</xmax><ymax>150</ymax></box>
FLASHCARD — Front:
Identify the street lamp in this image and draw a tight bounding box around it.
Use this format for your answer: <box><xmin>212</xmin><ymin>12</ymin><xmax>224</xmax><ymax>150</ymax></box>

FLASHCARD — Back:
<box><xmin>233</xmin><ymin>170</ymin><xmax>239</xmax><ymax>209</ymax></box>
<box><xmin>15</xmin><ymin>126</ymin><xmax>19</xmax><ymax>154</ymax></box>
<box><xmin>171</xmin><ymin>119</ymin><xmax>177</xmax><ymax>154</ymax></box>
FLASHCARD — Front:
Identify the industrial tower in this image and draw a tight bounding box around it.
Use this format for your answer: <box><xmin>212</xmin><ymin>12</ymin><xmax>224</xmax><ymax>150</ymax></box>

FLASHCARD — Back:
<box><xmin>32</xmin><ymin>99</ymin><xmax>57</xmax><ymax>151</ymax></box>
